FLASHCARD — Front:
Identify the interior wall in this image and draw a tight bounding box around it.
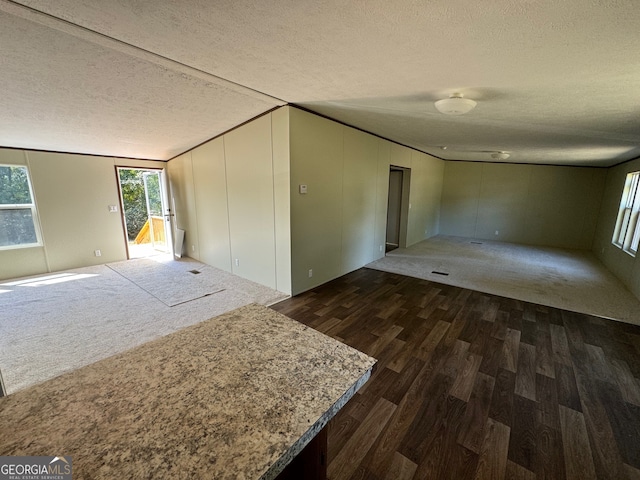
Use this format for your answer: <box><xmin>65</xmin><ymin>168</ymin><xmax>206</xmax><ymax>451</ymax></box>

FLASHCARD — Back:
<box><xmin>190</xmin><ymin>137</ymin><xmax>231</xmax><ymax>270</ymax></box>
<box><xmin>166</xmin><ymin>109</ymin><xmax>291</xmax><ymax>294</ymax></box>
<box><xmin>166</xmin><ymin>151</ymin><xmax>199</xmax><ymax>258</ymax></box>
<box><xmin>0</xmin><ymin>148</ymin><xmax>163</xmax><ymax>280</ymax></box>
<box><xmin>593</xmin><ymin>158</ymin><xmax>640</xmax><ymax>300</ymax></box>
<box><xmin>440</xmin><ymin>161</ymin><xmax>606</xmax><ymax>249</ymax></box>
<box><xmin>407</xmin><ymin>151</ymin><xmax>445</xmax><ymax>246</ymax></box>
<box><xmin>289</xmin><ymin>108</ymin><xmax>445</xmax><ymax>295</ymax></box>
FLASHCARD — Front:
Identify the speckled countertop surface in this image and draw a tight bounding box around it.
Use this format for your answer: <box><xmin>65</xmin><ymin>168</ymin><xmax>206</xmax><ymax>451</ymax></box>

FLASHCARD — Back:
<box><xmin>0</xmin><ymin>304</ymin><xmax>376</xmax><ymax>479</ymax></box>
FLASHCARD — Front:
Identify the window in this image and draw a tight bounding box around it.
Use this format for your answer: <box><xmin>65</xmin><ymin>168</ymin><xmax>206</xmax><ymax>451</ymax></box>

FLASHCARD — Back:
<box><xmin>612</xmin><ymin>171</ymin><xmax>640</xmax><ymax>256</ymax></box>
<box><xmin>0</xmin><ymin>164</ymin><xmax>41</xmax><ymax>249</ymax></box>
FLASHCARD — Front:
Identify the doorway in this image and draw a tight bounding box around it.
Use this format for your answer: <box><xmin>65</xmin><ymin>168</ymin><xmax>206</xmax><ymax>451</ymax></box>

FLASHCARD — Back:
<box><xmin>117</xmin><ymin>167</ymin><xmax>172</xmax><ymax>259</ymax></box>
<box><xmin>386</xmin><ymin>166</ymin><xmax>410</xmax><ymax>252</ymax></box>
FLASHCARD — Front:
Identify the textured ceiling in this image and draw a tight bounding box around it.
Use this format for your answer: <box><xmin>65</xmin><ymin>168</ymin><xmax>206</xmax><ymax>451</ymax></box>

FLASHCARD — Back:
<box><xmin>1</xmin><ymin>0</ymin><xmax>639</xmax><ymax>165</ymax></box>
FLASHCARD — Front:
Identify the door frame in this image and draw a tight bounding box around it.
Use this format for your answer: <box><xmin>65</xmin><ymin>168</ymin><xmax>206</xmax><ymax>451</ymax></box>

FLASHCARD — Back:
<box><xmin>115</xmin><ymin>166</ymin><xmax>173</xmax><ymax>259</ymax></box>
<box><xmin>386</xmin><ymin>165</ymin><xmax>411</xmax><ymax>252</ymax></box>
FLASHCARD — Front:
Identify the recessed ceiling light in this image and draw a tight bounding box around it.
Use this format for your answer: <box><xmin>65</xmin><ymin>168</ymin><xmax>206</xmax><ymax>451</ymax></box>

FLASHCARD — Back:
<box><xmin>434</xmin><ymin>93</ymin><xmax>477</xmax><ymax>115</ymax></box>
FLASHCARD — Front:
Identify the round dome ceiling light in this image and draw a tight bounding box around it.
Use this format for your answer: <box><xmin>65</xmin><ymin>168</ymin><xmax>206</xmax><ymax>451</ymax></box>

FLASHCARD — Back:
<box><xmin>434</xmin><ymin>93</ymin><xmax>477</xmax><ymax>115</ymax></box>
<box><xmin>491</xmin><ymin>151</ymin><xmax>510</xmax><ymax>160</ymax></box>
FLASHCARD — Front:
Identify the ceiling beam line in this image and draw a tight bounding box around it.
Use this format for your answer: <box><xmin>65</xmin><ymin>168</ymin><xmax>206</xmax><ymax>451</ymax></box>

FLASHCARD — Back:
<box><xmin>0</xmin><ymin>0</ymin><xmax>287</xmax><ymax>106</ymax></box>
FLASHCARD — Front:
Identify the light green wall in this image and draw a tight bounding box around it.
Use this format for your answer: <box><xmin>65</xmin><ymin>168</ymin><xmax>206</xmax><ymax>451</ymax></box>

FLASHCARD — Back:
<box><xmin>166</xmin><ymin>151</ymin><xmax>199</xmax><ymax>258</ymax></box>
<box><xmin>407</xmin><ymin>151</ymin><xmax>445</xmax><ymax>245</ymax></box>
<box><xmin>342</xmin><ymin>128</ymin><xmax>379</xmax><ymax>273</ymax></box>
<box><xmin>289</xmin><ymin>108</ymin><xmax>445</xmax><ymax>294</ymax></box>
<box><xmin>166</xmin><ymin>110</ymin><xmax>292</xmax><ymax>294</ymax></box>
<box><xmin>225</xmin><ymin>114</ymin><xmax>277</xmax><ymax>289</ymax></box>
<box><xmin>190</xmin><ymin>137</ymin><xmax>231</xmax><ymax>270</ymax></box>
<box><xmin>593</xmin><ymin>158</ymin><xmax>640</xmax><ymax>300</ymax></box>
<box><xmin>440</xmin><ymin>161</ymin><xmax>606</xmax><ymax>249</ymax></box>
<box><xmin>0</xmin><ymin>148</ymin><xmax>163</xmax><ymax>280</ymax></box>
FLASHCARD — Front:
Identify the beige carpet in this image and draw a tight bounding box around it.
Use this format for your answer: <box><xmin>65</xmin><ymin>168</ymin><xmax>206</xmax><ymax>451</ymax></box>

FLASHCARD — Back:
<box><xmin>107</xmin><ymin>257</ymin><xmax>224</xmax><ymax>306</ymax></box>
<box><xmin>367</xmin><ymin>235</ymin><xmax>640</xmax><ymax>325</ymax></box>
<box><xmin>0</xmin><ymin>256</ymin><xmax>288</xmax><ymax>394</ymax></box>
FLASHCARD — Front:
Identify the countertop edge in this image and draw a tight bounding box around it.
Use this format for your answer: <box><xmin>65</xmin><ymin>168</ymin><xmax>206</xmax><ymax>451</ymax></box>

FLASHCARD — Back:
<box><xmin>260</xmin><ymin>365</ymin><xmax>374</xmax><ymax>480</ymax></box>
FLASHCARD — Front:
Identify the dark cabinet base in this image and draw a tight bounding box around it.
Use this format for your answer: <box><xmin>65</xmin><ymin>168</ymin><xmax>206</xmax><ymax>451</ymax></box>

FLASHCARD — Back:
<box><xmin>275</xmin><ymin>426</ymin><xmax>327</xmax><ymax>480</ymax></box>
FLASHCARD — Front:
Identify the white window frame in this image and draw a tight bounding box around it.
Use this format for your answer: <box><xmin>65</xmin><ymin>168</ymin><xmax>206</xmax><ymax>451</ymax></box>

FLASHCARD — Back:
<box><xmin>612</xmin><ymin>171</ymin><xmax>640</xmax><ymax>257</ymax></box>
<box><xmin>0</xmin><ymin>164</ymin><xmax>42</xmax><ymax>250</ymax></box>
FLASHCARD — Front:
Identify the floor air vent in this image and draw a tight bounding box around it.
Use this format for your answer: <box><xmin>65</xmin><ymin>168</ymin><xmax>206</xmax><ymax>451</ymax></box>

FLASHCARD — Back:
<box><xmin>189</xmin><ymin>270</ymin><xmax>201</xmax><ymax>274</ymax></box>
<box><xmin>431</xmin><ymin>271</ymin><xmax>449</xmax><ymax>276</ymax></box>
<box><xmin>470</xmin><ymin>241</ymin><xmax>483</xmax><ymax>245</ymax></box>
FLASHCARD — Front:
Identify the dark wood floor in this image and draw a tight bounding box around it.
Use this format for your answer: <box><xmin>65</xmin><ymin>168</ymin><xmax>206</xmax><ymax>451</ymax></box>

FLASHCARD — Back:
<box><xmin>271</xmin><ymin>268</ymin><xmax>640</xmax><ymax>480</ymax></box>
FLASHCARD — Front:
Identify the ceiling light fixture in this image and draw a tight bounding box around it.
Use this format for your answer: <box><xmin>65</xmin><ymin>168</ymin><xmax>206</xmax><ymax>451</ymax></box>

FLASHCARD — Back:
<box><xmin>434</xmin><ymin>93</ymin><xmax>477</xmax><ymax>115</ymax></box>
<box><xmin>491</xmin><ymin>151</ymin><xmax>510</xmax><ymax>160</ymax></box>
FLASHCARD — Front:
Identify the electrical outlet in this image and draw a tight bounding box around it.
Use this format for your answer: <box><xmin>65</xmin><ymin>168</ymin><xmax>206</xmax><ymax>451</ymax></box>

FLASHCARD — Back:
<box><xmin>235</xmin><ymin>258</ymin><xmax>239</xmax><ymax>267</ymax></box>
<box><xmin>94</xmin><ymin>249</ymin><xmax>101</xmax><ymax>257</ymax></box>
<box><xmin>192</xmin><ymin>245</ymin><xmax>195</xmax><ymax>252</ymax></box>
<box><xmin>495</xmin><ymin>230</ymin><xmax>499</xmax><ymax>236</ymax></box>
<box><xmin>308</xmin><ymin>269</ymin><xmax>313</xmax><ymax>278</ymax></box>
<box><xmin>379</xmin><ymin>245</ymin><xmax>383</xmax><ymax>252</ymax></box>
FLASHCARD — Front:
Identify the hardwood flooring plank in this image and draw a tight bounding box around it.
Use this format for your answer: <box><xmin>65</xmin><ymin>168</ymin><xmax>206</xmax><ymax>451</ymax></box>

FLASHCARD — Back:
<box><xmin>596</xmin><ymin>380</ymin><xmax>640</xmax><ymax>470</ymax></box>
<box><xmin>555</xmin><ymin>362</ymin><xmax>582</xmax><ymax>412</ymax></box>
<box><xmin>505</xmin><ymin>460</ymin><xmax>536</xmax><ymax>480</ymax></box>
<box><xmin>367</xmin><ymin>325</ymin><xmax>404</xmax><ymax>360</ymax></box>
<box><xmin>520</xmin><ymin>319</ymin><xmax>538</xmax><ymax>347</ymax></box>
<box><xmin>515</xmin><ymin>343</ymin><xmax>537</xmax><ymax>401</ymax></box>
<box><xmin>378</xmin><ymin>338</ymin><xmax>407</xmax><ymax>373</ymax></box>
<box><xmin>442</xmin><ymin>340</ymin><xmax>470</xmax><ymax>378</ymax></box>
<box><xmin>507</xmin><ymin>395</ymin><xmax>537</xmax><ymax>472</ymax></box>
<box><xmin>535</xmin><ymin>322</ymin><xmax>556</xmax><ymax>378</ymax></box>
<box><xmin>625</xmin><ymin>463</ymin><xmax>640</xmax><ymax>480</ymax></box>
<box><xmin>558</xmin><ymin>405</ymin><xmax>597</xmax><ymax>480</ymax></box>
<box><xmin>457</xmin><ymin>373</ymin><xmax>496</xmax><ymax>454</ymax></box>
<box><xmin>328</xmin><ymin>414</ymin><xmax>361</xmax><ymax>461</ymax></box>
<box><xmin>414</xmin><ymin>319</ymin><xmax>450</xmax><ymax>361</ymax></box>
<box><xmin>550</xmin><ymin>324</ymin><xmax>572</xmax><ymax>366</ymax></box>
<box><xmin>357</xmin><ymin>367</ymin><xmax>398</xmax><ymax>398</ymax></box>
<box><xmin>606</xmin><ymin>356</ymin><xmax>640</xmax><ymax>407</ymax></box>
<box><xmin>489</xmin><ymin>368</ymin><xmax>516</xmax><ymax>428</ymax></box>
<box><xmin>536</xmin><ymin>423</ymin><xmax>565</xmax><ymax>480</ymax></box>
<box><xmin>364</xmin><ymin>354</ymin><xmax>453</xmax><ymax>474</ymax></box>
<box><xmin>411</xmin><ymin>396</ymin><xmax>476</xmax><ymax>480</ymax></box>
<box><xmin>473</xmin><ymin>418</ymin><xmax>510</xmax><ymax>480</ymax></box>
<box><xmin>381</xmin><ymin>452</ymin><xmax>416</xmax><ymax>480</ymax></box>
<box><xmin>501</xmin><ymin>328</ymin><xmax>521</xmax><ymax>373</ymax></box>
<box><xmin>491</xmin><ymin>310</ymin><xmax>509</xmax><ymax>341</ymax></box>
<box><xmin>450</xmin><ymin>351</ymin><xmax>483</xmax><ymax>403</ymax></box>
<box><xmin>270</xmin><ymin>268</ymin><xmax>640</xmax><ymax>480</ymax></box>
<box><xmin>399</xmin><ymin>373</ymin><xmax>456</xmax><ymax>463</ymax></box>
<box><xmin>562</xmin><ymin>314</ymin><xmax>587</xmax><ymax>355</ymax></box>
<box><xmin>328</xmin><ymin>397</ymin><xmax>397</xmax><ymax>480</ymax></box>
<box><xmin>579</xmin><ymin>384</ymin><xmax>628</xmax><ymax>480</ymax></box>
<box><xmin>479</xmin><ymin>336</ymin><xmax>504</xmax><ymax>377</ymax></box>
<box><xmin>536</xmin><ymin>373</ymin><xmax>560</xmax><ymax>429</ymax></box>
<box><xmin>584</xmin><ymin>343</ymin><xmax>614</xmax><ymax>383</ymax></box>
<box><xmin>382</xmin><ymin>358</ymin><xmax>425</xmax><ymax>406</ymax></box>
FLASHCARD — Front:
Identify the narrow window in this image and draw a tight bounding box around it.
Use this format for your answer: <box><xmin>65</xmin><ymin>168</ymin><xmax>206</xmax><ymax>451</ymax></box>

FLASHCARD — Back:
<box><xmin>0</xmin><ymin>164</ymin><xmax>41</xmax><ymax>249</ymax></box>
<box><xmin>612</xmin><ymin>171</ymin><xmax>640</xmax><ymax>256</ymax></box>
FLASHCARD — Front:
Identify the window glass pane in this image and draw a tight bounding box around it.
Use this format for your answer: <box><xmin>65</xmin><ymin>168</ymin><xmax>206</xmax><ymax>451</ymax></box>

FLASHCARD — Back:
<box><xmin>0</xmin><ymin>165</ymin><xmax>33</xmax><ymax>204</ymax></box>
<box><xmin>0</xmin><ymin>209</ymin><xmax>37</xmax><ymax>246</ymax></box>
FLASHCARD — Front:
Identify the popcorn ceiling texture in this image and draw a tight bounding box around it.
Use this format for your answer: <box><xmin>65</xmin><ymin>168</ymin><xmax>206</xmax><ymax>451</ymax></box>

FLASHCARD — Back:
<box><xmin>1</xmin><ymin>0</ymin><xmax>640</xmax><ymax>164</ymax></box>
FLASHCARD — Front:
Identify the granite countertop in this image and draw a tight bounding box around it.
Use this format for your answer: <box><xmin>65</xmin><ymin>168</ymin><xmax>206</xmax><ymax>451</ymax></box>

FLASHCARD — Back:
<box><xmin>0</xmin><ymin>303</ymin><xmax>376</xmax><ymax>479</ymax></box>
